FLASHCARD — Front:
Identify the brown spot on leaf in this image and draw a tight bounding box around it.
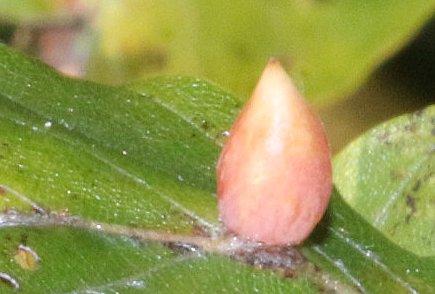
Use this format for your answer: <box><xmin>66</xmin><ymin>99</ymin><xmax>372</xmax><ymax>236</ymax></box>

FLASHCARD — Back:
<box><xmin>14</xmin><ymin>245</ymin><xmax>40</xmax><ymax>271</ymax></box>
<box><xmin>377</xmin><ymin>131</ymin><xmax>391</xmax><ymax>144</ymax></box>
<box><xmin>0</xmin><ymin>187</ymin><xmax>5</xmax><ymax>195</ymax></box>
<box><xmin>232</xmin><ymin>245</ymin><xmax>306</xmax><ymax>271</ymax></box>
<box><xmin>406</xmin><ymin>195</ymin><xmax>416</xmax><ymax>210</ymax></box>
<box><xmin>405</xmin><ymin>195</ymin><xmax>417</xmax><ymax>224</ymax></box>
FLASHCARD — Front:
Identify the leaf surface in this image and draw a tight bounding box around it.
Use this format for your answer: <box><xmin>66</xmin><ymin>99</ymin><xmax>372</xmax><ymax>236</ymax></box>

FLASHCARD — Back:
<box><xmin>334</xmin><ymin>106</ymin><xmax>435</xmax><ymax>256</ymax></box>
<box><xmin>0</xmin><ymin>45</ymin><xmax>434</xmax><ymax>293</ymax></box>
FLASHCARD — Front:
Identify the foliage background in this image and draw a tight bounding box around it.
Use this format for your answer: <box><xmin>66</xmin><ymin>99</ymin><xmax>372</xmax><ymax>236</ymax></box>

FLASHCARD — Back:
<box><xmin>0</xmin><ymin>1</ymin><xmax>434</xmax><ymax>293</ymax></box>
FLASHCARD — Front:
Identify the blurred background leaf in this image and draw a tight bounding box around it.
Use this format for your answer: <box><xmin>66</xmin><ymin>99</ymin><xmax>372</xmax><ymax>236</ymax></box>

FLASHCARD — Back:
<box><xmin>91</xmin><ymin>0</ymin><xmax>435</xmax><ymax>104</ymax></box>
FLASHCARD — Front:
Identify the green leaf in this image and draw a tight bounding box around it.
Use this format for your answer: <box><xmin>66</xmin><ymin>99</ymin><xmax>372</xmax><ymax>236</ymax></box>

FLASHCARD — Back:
<box><xmin>0</xmin><ymin>44</ymin><xmax>319</xmax><ymax>292</ymax></box>
<box><xmin>0</xmin><ymin>45</ymin><xmax>434</xmax><ymax>293</ymax></box>
<box><xmin>0</xmin><ymin>227</ymin><xmax>173</xmax><ymax>292</ymax></box>
<box><xmin>334</xmin><ymin>106</ymin><xmax>435</xmax><ymax>256</ymax></box>
<box><xmin>0</xmin><ymin>43</ymin><xmax>229</xmax><ymax>231</ymax></box>
<box><xmin>89</xmin><ymin>0</ymin><xmax>435</xmax><ymax>104</ymax></box>
<box><xmin>304</xmin><ymin>191</ymin><xmax>435</xmax><ymax>293</ymax></box>
<box><xmin>0</xmin><ymin>227</ymin><xmax>318</xmax><ymax>293</ymax></box>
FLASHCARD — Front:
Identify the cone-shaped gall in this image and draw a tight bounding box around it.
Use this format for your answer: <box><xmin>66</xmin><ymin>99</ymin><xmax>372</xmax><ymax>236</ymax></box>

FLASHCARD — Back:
<box><xmin>217</xmin><ymin>60</ymin><xmax>332</xmax><ymax>245</ymax></box>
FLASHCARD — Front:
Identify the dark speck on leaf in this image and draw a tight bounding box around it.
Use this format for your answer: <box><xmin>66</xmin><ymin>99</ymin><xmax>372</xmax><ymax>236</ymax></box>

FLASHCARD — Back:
<box><xmin>0</xmin><ymin>187</ymin><xmax>5</xmax><ymax>195</ymax></box>
<box><xmin>406</xmin><ymin>195</ymin><xmax>416</xmax><ymax>210</ymax></box>
<box><xmin>404</xmin><ymin>123</ymin><xmax>417</xmax><ymax>133</ymax></box>
<box><xmin>412</xmin><ymin>180</ymin><xmax>421</xmax><ymax>192</ymax></box>
<box><xmin>377</xmin><ymin>131</ymin><xmax>390</xmax><ymax>144</ymax></box>
<box><xmin>201</xmin><ymin>120</ymin><xmax>209</xmax><ymax>130</ymax></box>
<box><xmin>405</xmin><ymin>195</ymin><xmax>417</xmax><ymax>223</ymax></box>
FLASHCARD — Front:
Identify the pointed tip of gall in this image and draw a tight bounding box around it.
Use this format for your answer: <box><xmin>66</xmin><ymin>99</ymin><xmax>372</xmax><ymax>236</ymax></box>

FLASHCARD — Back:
<box><xmin>266</xmin><ymin>57</ymin><xmax>281</xmax><ymax>66</ymax></box>
<box><xmin>262</xmin><ymin>58</ymin><xmax>291</xmax><ymax>83</ymax></box>
<box><xmin>217</xmin><ymin>60</ymin><xmax>332</xmax><ymax>246</ymax></box>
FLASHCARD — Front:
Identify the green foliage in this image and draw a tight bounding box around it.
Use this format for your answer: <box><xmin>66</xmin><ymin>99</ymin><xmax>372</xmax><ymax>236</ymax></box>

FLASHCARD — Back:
<box><xmin>334</xmin><ymin>106</ymin><xmax>435</xmax><ymax>256</ymax></box>
<box><xmin>0</xmin><ymin>227</ymin><xmax>318</xmax><ymax>293</ymax></box>
<box><xmin>0</xmin><ymin>45</ymin><xmax>434</xmax><ymax>293</ymax></box>
<box><xmin>90</xmin><ymin>0</ymin><xmax>435</xmax><ymax>104</ymax></box>
<box><xmin>304</xmin><ymin>191</ymin><xmax>435</xmax><ymax>293</ymax></box>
